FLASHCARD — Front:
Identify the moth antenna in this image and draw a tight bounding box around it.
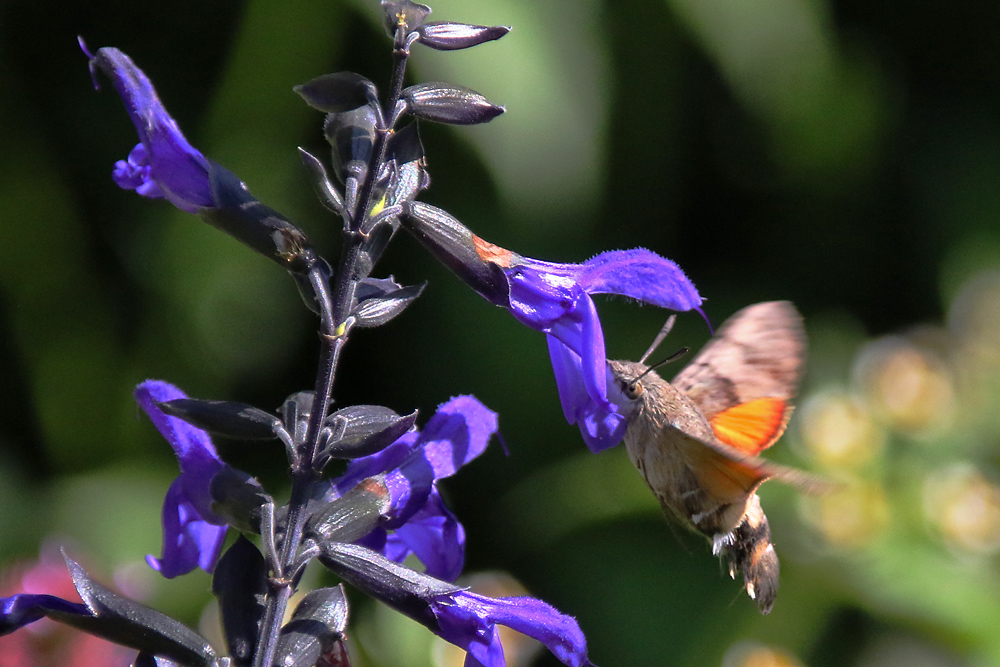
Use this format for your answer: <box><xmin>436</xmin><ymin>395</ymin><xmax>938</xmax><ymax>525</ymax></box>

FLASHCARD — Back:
<box><xmin>639</xmin><ymin>315</ymin><xmax>677</xmax><ymax>365</ymax></box>
<box><xmin>635</xmin><ymin>347</ymin><xmax>689</xmax><ymax>383</ymax></box>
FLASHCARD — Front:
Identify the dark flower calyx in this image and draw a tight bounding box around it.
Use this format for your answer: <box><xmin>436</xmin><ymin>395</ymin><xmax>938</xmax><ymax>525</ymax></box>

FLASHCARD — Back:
<box><xmin>209</xmin><ymin>467</ymin><xmax>273</xmax><ymax>534</ymax></box>
<box><xmin>325</xmin><ymin>105</ymin><xmax>378</xmax><ymax>187</ymax></box>
<box><xmin>281</xmin><ymin>391</ymin><xmax>317</xmax><ymax>448</ymax></box>
<box><xmin>202</xmin><ymin>162</ymin><xmax>317</xmax><ymax>274</ymax></box>
<box><xmin>416</xmin><ymin>22</ymin><xmax>510</xmax><ymax>50</ymax></box>
<box><xmin>156</xmin><ymin>398</ymin><xmax>281</xmax><ymax>440</ymax></box>
<box><xmin>274</xmin><ymin>586</ymin><xmax>350</xmax><ymax>667</ymax></box>
<box><xmin>295</xmin><ymin>72</ymin><xmax>378</xmax><ymax>113</ymax></box>
<box><xmin>403</xmin><ymin>82</ymin><xmax>504</xmax><ymax>125</ymax></box>
<box><xmin>299</xmin><ymin>148</ymin><xmax>345</xmax><ymax>216</ymax></box>
<box><xmin>64</xmin><ymin>553</ymin><xmax>218</xmax><ymax>666</ymax></box>
<box><xmin>305</xmin><ymin>477</ymin><xmax>392</xmax><ymax>544</ymax></box>
<box><xmin>318</xmin><ymin>542</ymin><xmax>460</xmax><ymax>621</ymax></box>
<box><xmin>400</xmin><ymin>201</ymin><xmax>511</xmax><ymax>304</ymax></box>
<box><xmin>212</xmin><ymin>536</ymin><xmax>267</xmax><ymax>664</ymax></box>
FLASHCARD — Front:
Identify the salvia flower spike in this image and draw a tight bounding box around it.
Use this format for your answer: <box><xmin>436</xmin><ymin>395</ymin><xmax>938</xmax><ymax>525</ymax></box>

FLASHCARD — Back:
<box><xmin>0</xmin><ymin>2</ymin><xmax>715</xmax><ymax>665</ymax></box>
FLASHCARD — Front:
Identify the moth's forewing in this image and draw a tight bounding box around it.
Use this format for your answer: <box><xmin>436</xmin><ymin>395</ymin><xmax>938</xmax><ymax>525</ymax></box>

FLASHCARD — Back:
<box><xmin>672</xmin><ymin>301</ymin><xmax>806</xmax><ymax>422</ymax></box>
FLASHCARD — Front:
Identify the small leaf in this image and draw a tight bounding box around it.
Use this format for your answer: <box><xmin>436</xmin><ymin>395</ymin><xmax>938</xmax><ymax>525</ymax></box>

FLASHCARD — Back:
<box><xmin>403</xmin><ymin>82</ymin><xmax>504</xmax><ymax>125</ymax></box>
<box><xmin>321</xmin><ymin>405</ymin><xmax>418</xmax><ymax>458</ymax></box>
<box><xmin>62</xmin><ymin>553</ymin><xmax>218</xmax><ymax>667</ymax></box>
<box><xmin>213</xmin><ymin>537</ymin><xmax>267</xmax><ymax>667</ymax></box>
<box><xmin>417</xmin><ymin>22</ymin><xmax>510</xmax><ymax>50</ymax></box>
<box><xmin>352</xmin><ymin>283</ymin><xmax>425</xmax><ymax>328</ymax></box>
<box><xmin>274</xmin><ymin>586</ymin><xmax>349</xmax><ymax>667</ymax></box>
<box><xmin>157</xmin><ymin>399</ymin><xmax>280</xmax><ymax>440</ymax></box>
<box><xmin>295</xmin><ymin>72</ymin><xmax>377</xmax><ymax>113</ymax></box>
<box><xmin>299</xmin><ymin>148</ymin><xmax>345</xmax><ymax>216</ymax></box>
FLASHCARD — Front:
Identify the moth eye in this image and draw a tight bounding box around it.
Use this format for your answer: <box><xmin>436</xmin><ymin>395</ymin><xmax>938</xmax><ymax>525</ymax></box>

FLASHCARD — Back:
<box><xmin>624</xmin><ymin>380</ymin><xmax>643</xmax><ymax>400</ymax></box>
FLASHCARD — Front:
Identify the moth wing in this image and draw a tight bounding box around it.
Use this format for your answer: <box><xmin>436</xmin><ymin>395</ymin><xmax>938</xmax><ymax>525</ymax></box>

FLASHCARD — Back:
<box><xmin>673</xmin><ymin>301</ymin><xmax>806</xmax><ymax>453</ymax></box>
<box><xmin>709</xmin><ymin>397</ymin><xmax>792</xmax><ymax>456</ymax></box>
<box><xmin>675</xmin><ymin>427</ymin><xmax>770</xmax><ymax>504</ymax></box>
<box><xmin>674</xmin><ymin>425</ymin><xmax>822</xmax><ymax>501</ymax></box>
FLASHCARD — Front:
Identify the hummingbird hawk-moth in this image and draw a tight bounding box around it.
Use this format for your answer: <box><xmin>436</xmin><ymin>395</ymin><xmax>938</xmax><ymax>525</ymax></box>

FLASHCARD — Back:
<box><xmin>609</xmin><ymin>301</ymin><xmax>809</xmax><ymax>614</ymax></box>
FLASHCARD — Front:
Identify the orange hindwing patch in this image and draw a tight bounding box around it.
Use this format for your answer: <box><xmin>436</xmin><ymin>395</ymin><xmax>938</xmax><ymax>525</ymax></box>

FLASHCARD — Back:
<box><xmin>710</xmin><ymin>397</ymin><xmax>790</xmax><ymax>455</ymax></box>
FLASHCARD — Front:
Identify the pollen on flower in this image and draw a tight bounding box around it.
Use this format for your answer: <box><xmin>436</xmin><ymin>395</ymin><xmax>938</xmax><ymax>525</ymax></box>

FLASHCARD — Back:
<box><xmin>472</xmin><ymin>235</ymin><xmax>513</xmax><ymax>267</ymax></box>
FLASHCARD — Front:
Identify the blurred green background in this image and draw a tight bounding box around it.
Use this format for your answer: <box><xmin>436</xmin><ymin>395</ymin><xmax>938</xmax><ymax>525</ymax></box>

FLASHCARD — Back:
<box><xmin>3</xmin><ymin>0</ymin><xmax>1000</xmax><ymax>665</ymax></box>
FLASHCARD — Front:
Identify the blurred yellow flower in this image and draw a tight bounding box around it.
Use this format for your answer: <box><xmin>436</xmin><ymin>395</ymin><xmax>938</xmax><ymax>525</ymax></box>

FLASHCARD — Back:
<box><xmin>800</xmin><ymin>390</ymin><xmax>884</xmax><ymax>468</ymax></box>
<box><xmin>853</xmin><ymin>336</ymin><xmax>955</xmax><ymax>435</ymax></box>
<box><xmin>801</xmin><ymin>479</ymin><xmax>890</xmax><ymax>549</ymax></box>
<box><xmin>923</xmin><ymin>463</ymin><xmax>1000</xmax><ymax>555</ymax></box>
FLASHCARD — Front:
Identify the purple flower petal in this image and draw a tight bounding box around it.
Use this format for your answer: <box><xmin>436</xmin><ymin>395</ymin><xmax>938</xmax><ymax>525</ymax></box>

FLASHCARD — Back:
<box><xmin>145</xmin><ymin>480</ymin><xmax>228</xmax><ymax>579</ymax></box>
<box><xmin>547</xmin><ymin>336</ymin><xmax>626</xmax><ymax>453</ymax></box>
<box><xmin>135</xmin><ymin>381</ymin><xmax>225</xmax><ymax>520</ymax></box>
<box><xmin>388</xmin><ymin>490</ymin><xmax>466</xmax><ymax>581</ymax></box>
<box><xmin>432</xmin><ymin>590</ymin><xmax>593</xmax><ymax>667</ymax></box>
<box><xmin>0</xmin><ymin>593</ymin><xmax>88</xmax><ymax>636</ymax></box>
<box><xmin>576</xmin><ymin>248</ymin><xmax>703</xmax><ymax>312</ymax></box>
<box><xmin>329</xmin><ymin>396</ymin><xmax>496</xmax><ymax>577</ymax></box>
<box><xmin>400</xmin><ymin>205</ymin><xmax>704</xmax><ymax>452</ymax></box>
<box><xmin>336</xmin><ymin>431</ymin><xmax>421</xmax><ymax>494</ymax></box>
<box><xmin>407</xmin><ymin>395</ymin><xmax>499</xmax><ymax>481</ymax></box>
<box><xmin>339</xmin><ymin>395</ymin><xmax>498</xmax><ymax>525</ymax></box>
<box><xmin>347</xmin><ymin>492</ymin><xmax>466</xmax><ymax>581</ymax></box>
<box><xmin>136</xmin><ymin>380</ymin><xmax>228</xmax><ymax>577</ymax></box>
<box><xmin>85</xmin><ymin>44</ymin><xmax>212</xmax><ymax>213</ymax></box>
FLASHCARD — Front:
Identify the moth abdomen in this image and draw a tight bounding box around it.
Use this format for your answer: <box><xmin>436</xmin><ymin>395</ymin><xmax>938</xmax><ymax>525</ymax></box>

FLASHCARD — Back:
<box><xmin>714</xmin><ymin>494</ymin><xmax>779</xmax><ymax>614</ymax></box>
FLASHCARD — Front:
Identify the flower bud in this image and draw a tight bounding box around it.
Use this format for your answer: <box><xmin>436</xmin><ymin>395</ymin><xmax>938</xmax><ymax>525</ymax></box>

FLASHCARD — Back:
<box><xmin>403</xmin><ymin>82</ymin><xmax>504</xmax><ymax>125</ymax></box>
<box><xmin>416</xmin><ymin>22</ymin><xmax>510</xmax><ymax>50</ymax></box>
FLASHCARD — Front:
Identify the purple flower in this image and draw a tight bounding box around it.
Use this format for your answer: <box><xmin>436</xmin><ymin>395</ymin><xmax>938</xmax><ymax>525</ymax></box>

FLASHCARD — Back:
<box><xmin>0</xmin><ymin>593</ymin><xmax>88</xmax><ymax>636</ymax></box>
<box><xmin>401</xmin><ymin>202</ymin><xmax>703</xmax><ymax>453</ymax></box>
<box><xmin>504</xmin><ymin>249</ymin><xmax>702</xmax><ymax>452</ymax></box>
<box><xmin>319</xmin><ymin>542</ymin><xmax>593</xmax><ymax>667</ymax></box>
<box><xmin>83</xmin><ymin>41</ymin><xmax>318</xmax><ymax>273</ymax></box>
<box><xmin>432</xmin><ymin>590</ymin><xmax>592</xmax><ymax>667</ymax></box>
<box><xmin>334</xmin><ymin>395</ymin><xmax>499</xmax><ymax>581</ymax></box>
<box><xmin>83</xmin><ymin>41</ymin><xmax>212</xmax><ymax>213</ymax></box>
<box><xmin>135</xmin><ymin>380</ymin><xmax>228</xmax><ymax>578</ymax></box>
